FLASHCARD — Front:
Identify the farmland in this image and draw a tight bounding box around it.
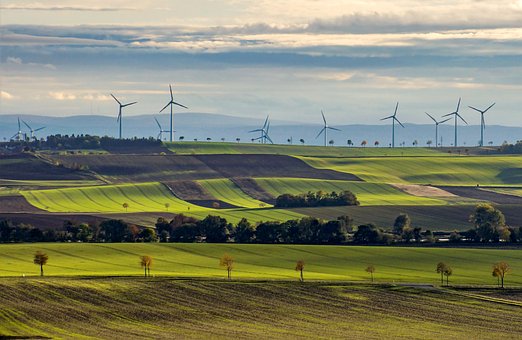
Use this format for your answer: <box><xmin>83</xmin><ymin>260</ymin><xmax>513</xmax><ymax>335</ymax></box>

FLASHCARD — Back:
<box><xmin>167</xmin><ymin>141</ymin><xmax>450</xmax><ymax>157</ymax></box>
<box><xmin>1</xmin><ymin>243</ymin><xmax>521</xmax><ymax>284</ymax></box>
<box><xmin>255</xmin><ymin>178</ymin><xmax>447</xmax><ymax>206</ymax></box>
<box><xmin>301</xmin><ymin>155</ymin><xmax>522</xmax><ymax>185</ymax></box>
<box><xmin>1</xmin><ymin>278</ymin><xmax>522</xmax><ymax>339</ymax></box>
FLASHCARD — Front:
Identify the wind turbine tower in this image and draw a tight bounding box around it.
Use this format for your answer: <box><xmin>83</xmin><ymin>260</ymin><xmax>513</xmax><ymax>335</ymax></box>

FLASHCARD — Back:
<box><xmin>111</xmin><ymin>94</ymin><xmax>137</xmax><ymax>139</ymax></box>
<box><xmin>380</xmin><ymin>102</ymin><xmax>404</xmax><ymax>148</ymax></box>
<box><xmin>442</xmin><ymin>98</ymin><xmax>467</xmax><ymax>147</ymax></box>
<box><xmin>316</xmin><ymin>110</ymin><xmax>340</xmax><ymax>147</ymax></box>
<box><xmin>425</xmin><ymin>113</ymin><xmax>451</xmax><ymax>148</ymax></box>
<box><xmin>468</xmin><ymin>102</ymin><xmax>495</xmax><ymax>147</ymax></box>
<box><xmin>160</xmin><ymin>84</ymin><xmax>188</xmax><ymax>142</ymax></box>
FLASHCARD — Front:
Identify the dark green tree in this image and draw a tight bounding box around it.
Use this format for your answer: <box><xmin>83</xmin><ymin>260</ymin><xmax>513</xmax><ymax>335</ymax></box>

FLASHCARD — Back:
<box><xmin>393</xmin><ymin>213</ymin><xmax>411</xmax><ymax>234</ymax></box>
<box><xmin>470</xmin><ymin>204</ymin><xmax>506</xmax><ymax>242</ymax></box>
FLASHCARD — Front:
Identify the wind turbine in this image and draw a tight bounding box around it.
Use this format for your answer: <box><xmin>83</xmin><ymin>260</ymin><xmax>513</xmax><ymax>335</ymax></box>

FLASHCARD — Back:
<box><xmin>159</xmin><ymin>84</ymin><xmax>188</xmax><ymax>142</ymax></box>
<box><xmin>154</xmin><ymin>117</ymin><xmax>170</xmax><ymax>141</ymax></box>
<box><xmin>380</xmin><ymin>102</ymin><xmax>404</xmax><ymax>148</ymax></box>
<box><xmin>22</xmin><ymin>120</ymin><xmax>45</xmax><ymax>141</ymax></box>
<box><xmin>111</xmin><ymin>94</ymin><xmax>137</xmax><ymax>139</ymax></box>
<box><xmin>442</xmin><ymin>98</ymin><xmax>467</xmax><ymax>147</ymax></box>
<box><xmin>468</xmin><ymin>102</ymin><xmax>495</xmax><ymax>147</ymax></box>
<box><xmin>316</xmin><ymin>110</ymin><xmax>340</xmax><ymax>147</ymax></box>
<box><xmin>10</xmin><ymin>118</ymin><xmax>23</xmax><ymax>141</ymax></box>
<box><xmin>248</xmin><ymin>115</ymin><xmax>273</xmax><ymax>144</ymax></box>
<box><xmin>425</xmin><ymin>113</ymin><xmax>451</xmax><ymax>148</ymax></box>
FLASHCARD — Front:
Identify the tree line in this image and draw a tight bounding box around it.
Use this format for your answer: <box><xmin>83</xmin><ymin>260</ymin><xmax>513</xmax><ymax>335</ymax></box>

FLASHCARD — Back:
<box><xmin>1</xmin><ymin>203</ymin><xmax>520</xmax><ymax>245</ymax></box>
<box><xmin>275</xmin><ymin>190</ymin><xmax>360</xmax><ymax>208</ymax></box>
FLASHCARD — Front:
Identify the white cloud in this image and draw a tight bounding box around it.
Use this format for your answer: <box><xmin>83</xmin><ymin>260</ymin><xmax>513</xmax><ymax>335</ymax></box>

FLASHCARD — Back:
<box><xmin>0</xmin><ymin>91</ymin><xmax>14</xmax><ymax>100</ymax></box>
<box><xmin>5</xmin><ymin>56</ymin><xmax>56</xmax><ymax>70</ymax></box>
<box><xmin>49</xmin><ymin>92</ymin><xmax>76</xmax><ymax>100</ymax></box>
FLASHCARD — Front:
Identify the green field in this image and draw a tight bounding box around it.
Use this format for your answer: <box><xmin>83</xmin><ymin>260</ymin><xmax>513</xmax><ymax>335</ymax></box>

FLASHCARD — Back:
<box><xmin>20</xmin><ymin>182</ymin><xmax>304</xmax><ymax>223</ymax></box>
<box><xmin>2</xmin><ymin>243</ymin><xmax>521</xmax><ymax>285</ymax></box>
<box><xmin>301</xmin><ymin>155</ymin><xmax>522</xmax><ymax>185</ymax></box>
<box><xmin>2</xmin><ymin>278</ymin><xmax>521</xmax><ymax>339</ymax></box>
<box><xmin>198</xmin><ymin>178</ymin><xmax>272</xmax><ymax>208</ymax></box>
<box><xmin>167</xmin><ymin>142</ymin><xmax>448</xmax><ymax>157</ymax></box>
<box><xmin>255</xmin><ymin>177</ymin><xmax>447</xmax><ymax>206</ymax></box>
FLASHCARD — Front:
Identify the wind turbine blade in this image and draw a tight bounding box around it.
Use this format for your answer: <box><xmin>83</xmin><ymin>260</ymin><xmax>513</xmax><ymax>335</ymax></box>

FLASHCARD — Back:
<box><xmin>169</xmin><ymin>84</ymin><xmax>174</xmax><ymax>101</ymax></box>
<box><xmin>265</xmin><ymin>135</ymin><xmax>274</xmax><ymax>144</ymax></box>
<box><xmin>380</xmin><ymin>116</ymin><xmax>393</xmax><ymax>121</ymax></box>
<box><xmin>263</xmin><ymin>115</ymin><xmax>269</xmax><ymax>129</ymax></box>
<box><xmin>439</xmin><ymin>118</ymin><xmax>452</xmax><ymax>124</ymax></box>
<box><xmin>117</xmin><ymin>112</ymin><xmax>121</xmax><ymax>122</ymax></box>
<box><xmin>17</xmin><ymin>117</ymin><xmax>21</xmax><ymax>130</ymax></box>
<box><xmin>248</xmin><ymin>129</ymin><xmax>263</xmax><ymax>133</ymax></box>
<box><xmin>159</xmin><ymin>102</ymin><xmax>170</xmax><ymax>113</ymax></box>
<box><xmin>22</xmin><ymin>120</ymin><xmax>32</xmax><ymax>131</ymax></box>
<box><xmin>425</xmin><ymin>112</ymin><xmax>437</xmax><ymax>123</ymax></box>
<box><xmin>456</xmin><ymin>97</ymin><xmax>461</xmax><ymax>112</ymax></box>
<box><xmin>393</xmin><ymin>102</ymin><xmax>399</xmax><ymax>116</ymax></box>
<box><xmin>483</xmin><ymin>102</ymin><xmax>496</xmax><ymax>113</ymax></box>
<box><xmin>122</xmin><ymin>101</ymin><xmax>137</xmax><ymax>107</ymax></box>
<box><xmin>154</xmin><ymin>117</ymin><xmax>162</xmax><ymax>130</ymax></box>
<box><xmin>395</xmin><ymin>118</ymin><xmax>405</xmax><ymax>128</ymax></box>
<box><xmin>171</xmin><ymin>101</ymin><xmax>188</xmax><ymax>109</ymax></box>
<box><xmin>328</xmin><ymin>127</ymin><xmax>341</xmax><ymax>131</ymax></box>
<box><xmin>34</xmin><ymin>127</ymin><xmax>45</xmax><ymax>132</ymax></box>
<box><xmin>468</xmin><ymin>105</ymin><xmax>482</xmax><ymax>113</ymax></box>
<box><xmin>321</xmin><ymin>110</ymin><xmax>326</xmax><ymax>125</ymax></box>
<box><xmin>266</xmin><ymin>121</ymin><xmax>270</xmax><ymax>133</ymax></box>
<box><xmin>442</xmin><ymin>112</ymin><xmax>455</xmax><ymax>118</ymax></box>
<box><xmin>315</xmin><ymin>127</ymin><xmax>326</xmax><ymax>139</ymax></box>
<box><xmin>482</xmin><ymin>115</ymin><xmax>486</xmax><ymax>129</ymax></box>
<box><xmin>457</xmin><ymin>113</ymin><xmax>468</xmax><ymax>125</ymax></box>
<box><xmin>110</xmin><ymin>93</ymin><xmax>121</xmax><ymax>105</ymax></box>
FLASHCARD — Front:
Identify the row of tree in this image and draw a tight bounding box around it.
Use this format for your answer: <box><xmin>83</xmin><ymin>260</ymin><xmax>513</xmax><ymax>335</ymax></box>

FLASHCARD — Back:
<box><xmin>275</xmin><ymin>191</ymin><xmax>360</xmax><ymax>208</ymax></box>
<box><xmin>1</xmin><ymin>204</ymin><xmax>519</xmax><ymax>245</ymax></box>
<box><xmin>31</xmin><ymin>251</ymin><xmax>513</xmax><ymax>288</ymax></box>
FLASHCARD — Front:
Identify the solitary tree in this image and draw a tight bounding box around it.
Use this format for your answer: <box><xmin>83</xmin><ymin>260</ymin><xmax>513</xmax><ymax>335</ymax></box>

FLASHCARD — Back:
<box><xmin>295</xmin><ymin>260</ymin><xmax>305</xmax><ymax>282</ymax></box>
<box><xmin>179</xmin><ymin>136</ymin><xmax>185</xmax><ymax>141</ymax></box>
<box><xmin>347</xmin><ymin>139</ymin><xmax>353</xmax><ymax>147</ymax></box>
<box><xmin>122</xmin><ymin>202</ymin><xmax>129</xmax><ymax>212</ymax></box>
<box><xmin>469</xmin><ymin>203</ymin><xmax>506</xmax><ymax>242</ymax></box>
<box><xmin>365</xmin><ymin>265</ymin><xmax>376</xmax><ymax>282</ymax></box>
<box><xmin>328</xmin><ymin>139</ymin><xmax>334</xmax><ymax>146</ymax></box>
<box><xmin>436</xmin><ymin>262</ymin><xmax>447</xmax><ymax>285</ymax></box>
<box><xmin>140</xmin><ymin>255</ymin><xmax>153</xmax><ymax>277</ymax></box>
<box><xmin>361</xmin><ymin>140</ymin><xmax>367</xmax><ymax>147</ymax></box>
<box><xmin>443</xmin><ymin>266</ymin><xmax>453</xmax><ymax>286</ymax></box>
<box><xmin>236</xmin><ymin>138</ymin><xmax>240</xmax><ymax>143</ymax></box>
<box><xmin>374</xmin><ymin>141</ymin><xmax>379</xmax><ymax>147</ymax></box>
<box><xmin>220</xmin><ymin>253</ymin><xmax>234</xmax><ymax>280</ymax></box>
<box><xmin>492</xmin><ymin>266</ymin><xmax>501</xmax><ymax>287</ymax></box>
<box><xmin>492</xmin><ymin>262</ymin><xmax>510</xmax><ymax>288</ymax></box>
<box><xmin>300</xmin><ymin>138</ymin><xmax>305</xmax><ymax>145</ymax></box>
<box><xmin>165</xmin><ymin>202</ymin><xmax>170</xmax><ymax>211</ymax></box>
<box><xmin>393</xmin><ymin>213</ymin><xmax>411</xmax><ymax>235</ymax></box>
<box><xmin>34</xmin><ymin>251</ymin><xmax>49</xmax><ymax>276</ymax></box>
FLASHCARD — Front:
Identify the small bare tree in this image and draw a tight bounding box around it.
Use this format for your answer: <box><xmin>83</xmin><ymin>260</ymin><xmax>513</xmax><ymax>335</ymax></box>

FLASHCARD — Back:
<box><xmin>295</xmin><ymin>260</ymin><xmax>305</xmax><ymax>282</ymax></box>
<box><xmin>220</xmin><ymin>253</ymin><xmax>234</xmax><ymax>280</ymax></box>
<box><xmin>443</xmin><ymin>266</ymin><xmax>453</xmax><ymax>286</ymax></box>
<box><xmin>34</xmin><ymin>251</ymin><xmax>49</xmax><ymax>276</ymax></box>
<box><xmin>140</xmin><ymin>255</ymin><xmax>153</xmax><ymax>277</ymax></box>
<box><xmin>365</xmin><ymin>265</ymin><xmax>376</xmax><ymax>282</ymax></box>
<box><xmin>492</xmin><ymin>262</ymin><xmax>510</xmax><ymax>288</ymax></box>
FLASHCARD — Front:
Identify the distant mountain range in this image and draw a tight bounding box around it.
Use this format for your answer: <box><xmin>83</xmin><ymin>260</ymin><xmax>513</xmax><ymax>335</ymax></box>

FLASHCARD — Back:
<box><xmin>1</xmin><ymin>113</ymin><xmax>521</xmax><ymax>147</ymax></box>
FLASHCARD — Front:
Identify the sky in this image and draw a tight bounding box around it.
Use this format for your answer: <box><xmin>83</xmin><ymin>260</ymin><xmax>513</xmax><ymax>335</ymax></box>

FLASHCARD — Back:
<box><xmin>1</xmin><ymin>0</ymin><xmax>522</xmax><ymax>126</ymax></box>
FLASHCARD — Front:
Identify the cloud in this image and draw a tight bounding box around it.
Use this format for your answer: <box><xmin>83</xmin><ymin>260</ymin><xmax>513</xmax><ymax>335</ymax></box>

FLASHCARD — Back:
<box><xmin>1</xmin><ymin>91</ymin><xmax>14</xmax><ymax>100</ymax></box>
<box><xmin>0</xmin><ymin>4</ymin><xmax>135</xmax><ymax>11</ymax></box>
<box><xmin>5</xmin><ymin>56</ymin><xmax>56</xmax><ymax>69</ymax></box>
<box><xmin>49</xmin><ymin>92</ymin><xmax>76</xmax><ymax>100</ymax></box>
